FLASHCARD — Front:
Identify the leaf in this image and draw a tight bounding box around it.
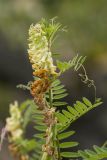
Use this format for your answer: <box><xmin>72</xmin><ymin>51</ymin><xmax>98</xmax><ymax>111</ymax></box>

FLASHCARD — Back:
<box><xmin>82</xmin><ymin>97</ymin><xmax>92</xmax><ymax>107</ymax></box>
<box><xmin>78</xmin><ymin>145</ymin><xmax>107</xmax><ymax>160</ymax></box>
<box><xmin>53</xmin><ymin>101</ymin><xmax>67</xmax><ymax>106</ymax></box>
<box><xmin>57</xmin><ymin>97</ymin><xmax>103</xmax><ymax>133</ymax></box>
<box><xmin>34</xmin><ymin>134</ymin><xmax>44</xmax><ymax>139</ymax></box>
<box><xmin>58</xmin><ymin>131</ymin><xmax>75</xmax><ymax>140</ymax></box>
<box><xmin>67</xmin><ymin>106</ymin><xmax>78</xmax><ymax>116</ymax></box>
<box><xmin>78</xmin><ymin>150</ymin><xmax>89</xmax><ymax>159</ymax></box>
<box><xmin>85</xmin><ymin>149</ymin><xmax>96</xmax><ymax>156</ymax></box>
<box><xmin>76</xmin><ymin>101</ymin><xmax>88</xmax><ymax>111</ymax></box>
<box><xmin>93</xmin><ymin>145</ymin><xmax>103</xmax><ymax>154</ymax></box>
<box><xmin>23</xmin><ymin>106</ymin><xmax>32</xmax><ymax>128</ymax></box>
<box><xmin>61</xmin><ymin>152</ymin><xmax>79</xmax><ymax>158</ymax></box>
<box><xmin>20</xmin><ymin>100</ymin><xmax>32</xmax><ymax>112</ymax></box>
<box><xmin>52</xmin><ymin>84</ymin><xmax>65</xmax><ymax>90</ymax></box>
<box><xmin>74</xmin><ymin>56</ymin><xmax>83</xmax><ymax>71</ymax></box>
<box><xmin>74</xmin><ymin>56</ymin><xmax>86</xmax><ymax>71</ymax></box>
<box><xmin>60</xmin><ymin>142</ymin><xmax>79</xmax><ymax>148</ymax></box>
<box><xmin>53</xmin><ymin>93</ymin><xmax>68</xmax><ymax>99</ymax></box>
<box><xmin>52</xmin><ymin>79</ymin><xmax>61</xmax><ymax>87</ymax></box>
<box><xmin>56</xmin><ymin>113</ymin><xmax>68</xmax><ymax>124</ymax></box>
<box><xmin>57</xmin><ymin>55</ymin><xmax>86</xmax><ymax>73</ymax></box>
<box><xmin>32</xmin><ymin>114</ymin><xmax>44</xmax><ymax>120</ymax></box>
<box><xmin>74</xmin><ymin>104</ymin><xmax>84</xmax><ymax>114</ymax></box>
<box><xmin>93</xmin><ymin>102</ymin><xmax>103</xmax><ymax>108</ymax></box>
<box><xmin>53</xmin><ymin>89</ymin><xmax>66</xmax><ymax>95</ymax></box>
<box><xmin>34</xmin><ymin>125</ymin><xmax>46</xmax><ymax>132</ymax></box>
<box><xmin>62</xmin><ymin>110</ymin><xmax>72</xmax><ymax>118</ymax></box>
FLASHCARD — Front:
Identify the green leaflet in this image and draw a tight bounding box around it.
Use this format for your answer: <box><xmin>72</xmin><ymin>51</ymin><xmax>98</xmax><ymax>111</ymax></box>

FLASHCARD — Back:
<box><xmin>53</xmin><ymin>93</ymin><xmax>68</xmax><ymax>99</ymax></box>
<box><xmin>58</xmin><ymin>131</ymin><xmax>75</xmax><ymax>140</ymax></box>
<box><xmin>20</xmin><ymin>100</ymin><xmax>32</xmax><ymax>112</ymax></box>
<box><xmin>83</xmin><ymin>97</ymin><xmax>92</xmax><ymax>107</ymax></box>
<box><xmin>52</xmin><ymin>84</ymin><xmax>65</xmax><ymax>90</ymax></box>
<box><xmin>67</xmin><ymin>105</ymin><xmax>79</xmax><ymax>115</ymax></box>
<box><xmin>34</xmin><ymin>125</ymin><xmax>47</xmax><ymax>132</ymax></box>
<box><xmin>61</xmin><ymin>152</ymin><xmax>79</xmax><ymax>158</ymax></box>
<box><xmin>32</xmin><ymin>115</ymin><xmax>44</xmax><ymax>120</ymax></box>
<box><xmin>53</xmin><ymin>101</ymin><xmax>67</xmax><ymax>106</ymax></box>
<box><xmin>74</xmin><ymin>56</ymin><xmax>86</xmax><ymax>71</ymax></box>
<box><xmin>60</xmin><ymin>142</ymin><xmax>79</xmax><ymax>148</ymax></box>
<box><xmin>56</xmin><ymin>112</ymin><xmax>68</xmax><ymax>124</ymax></box>
<box><xmin>34</xmin><ymin>133</ymin><xmax>45</xmax><ymax>139</ymax></box>
<box><xmin>52</xmin><ymin>79</ymin><xmax>61</xmax><ymax>86</ymax></box>
<box><xmin>62</xmin><ymin>110</ymin><xmax>73</xmax><ymax>118</ymax></box>
<box><xmin>76</xmin><ymin>101</ymin><xmax>88</xmax><ymax>111</ymax></box>
<box><xmin>23</xmin><ymin>105</ymin><xmax>33</xmax><ymax>128</ymax></box>
<box><xmin>57</xmin><ymin>123</ymin><xmax>70</xmax><ymax>133</ymax></box>
<box><xmin>93</xmin><ymin>102</ymin><xmax>103</xmax><ymax>108</ymax></box>
<box><xmin>53</xmin><ymin>88</ymin><xmax>67</xmax><ymax>95</ymax></box>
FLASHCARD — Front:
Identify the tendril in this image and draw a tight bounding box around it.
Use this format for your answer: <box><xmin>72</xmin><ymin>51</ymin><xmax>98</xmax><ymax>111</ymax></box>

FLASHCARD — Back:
<box><xmin>78</xmin><ymin>64</ymin><xmax>97</xmax><ymax>102</ymax></box>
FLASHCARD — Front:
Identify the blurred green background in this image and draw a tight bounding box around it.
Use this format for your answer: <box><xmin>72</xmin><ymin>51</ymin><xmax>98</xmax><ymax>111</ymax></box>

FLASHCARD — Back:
<box><xmin>0</xmin><ymin>0</ymin><xmax>107</xmax><ymax>159</ymax></box>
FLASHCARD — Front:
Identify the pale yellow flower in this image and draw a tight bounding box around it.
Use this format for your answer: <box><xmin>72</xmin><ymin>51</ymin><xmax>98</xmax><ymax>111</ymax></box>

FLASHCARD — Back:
<box><xmin>28</xmin><ymin>23</ymin><xmax>56</xmax><ymax>75</ymax></box>
<box><xmin>11</xmin><ymin>129</ymin><xmax>23</xmax><ymax>140</ymax></box>
<box><xmin>6</xmin><ymin>101</ymin><xmax>23</xmax><ymax>140</ymax></box>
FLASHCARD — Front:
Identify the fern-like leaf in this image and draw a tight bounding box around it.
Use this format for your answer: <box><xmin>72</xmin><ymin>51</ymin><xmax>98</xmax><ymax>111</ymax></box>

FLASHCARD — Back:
<box><xmin>57</xmin><ymin>129</ymin><xmax>79</xmax><ymax>159</ymax></box>
<box><xmin>78</xmin><ymin>145</ymin><xmax>107</xmax><ymax>160</ymax></box>
<box><xmin>46</xmin><ymin>79</ymin><xmax>68</xmax><ymax>107</ymax></box>
<box><xmin>57</xmin><ymin>54</ymin><xmax>86</xmax><ymax>73</ymax></box>
<box><xmin>56</xmin><ymin>97</ymin><xmax>102</xmax><ymax>132</ymax></box>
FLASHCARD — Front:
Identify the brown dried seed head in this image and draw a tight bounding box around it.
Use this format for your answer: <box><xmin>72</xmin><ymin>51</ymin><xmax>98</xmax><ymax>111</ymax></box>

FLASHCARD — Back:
<box><xmin>30</xmin><ymin>78</ymin><xmax>50</xmax><ymax>98</ymax></box>
<box><xmin>33</xmin><ymin>69</ymin><xmax>49</xmax><ymax>78</ymax></box>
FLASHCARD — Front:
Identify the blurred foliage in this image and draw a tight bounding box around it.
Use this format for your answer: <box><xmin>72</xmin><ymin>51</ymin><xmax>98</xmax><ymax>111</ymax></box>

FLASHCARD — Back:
<box><xmin>0</xmin><ymin>0</ymin><xmax>44</xmax><ymax>48</ymax></box>
<box><xmin>0</xmin><ymin>0</ymin><xmax>106</xmax><ymax>56</ymax></box>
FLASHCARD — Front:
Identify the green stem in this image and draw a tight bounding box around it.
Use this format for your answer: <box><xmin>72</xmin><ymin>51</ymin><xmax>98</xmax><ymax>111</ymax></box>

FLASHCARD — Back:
<box><xmin>41</xmin><ymin>152</ymin><xmax>48</xmax><ymax>160</ymax></box>
<box><xmin>49</xmin><ymin>88</ymin><xmax>61</xmax><ymax>159</ymax></box>
<box><xmin>49</xmin><ymin>88</ymin><xmax>53</xmax><ymax>108</ymax></box>
<box><xmin>56</xmin><ymin>135</ymin><xmax>61</xmax><ymax>160</ymax></box>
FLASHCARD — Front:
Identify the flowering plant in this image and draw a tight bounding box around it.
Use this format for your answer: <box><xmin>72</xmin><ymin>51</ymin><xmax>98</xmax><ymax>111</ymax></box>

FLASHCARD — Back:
<box><xmin>1</xmin><ymin>18</ymin><xmax>107</xmax><ymax>160</ymax></box>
